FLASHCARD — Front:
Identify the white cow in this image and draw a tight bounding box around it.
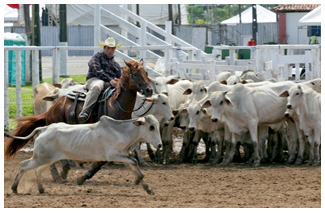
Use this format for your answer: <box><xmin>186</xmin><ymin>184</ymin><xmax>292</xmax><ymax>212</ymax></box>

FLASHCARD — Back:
<box><xmin>160</xmin><ymin>79</ymin><xmax>192</xmax><ymax>164</ymax></box>
<box><xmin>240</xmin><ymin>70</ymin><xmax>265</xmax><ymax>82</ymax></box>
<box><xmin>206</xmin><ymin>82</ymin><xmax>293</xmax><ymax>166</ymax></box>
<box><xmin>226</xmin><ymin>75</ymin><xmax>254</xmax><ymax>85</ymax></box>
<box><xmin>199</xmin><ymin>80</ymin><xmax>275</xmax><ymax>108</ymax></box>
<box><xmin>280</xmin><ymin>84</ymin><xmax>321</xmax><ymax>165</ymax></box>
<box><xmin>148</xmin><ymin>75</ymin><xmax>179</xmax><ymax>95</ymax></box>
<box><xmin>215</xmin><ymin>71</ymin><xmax>232</xmax><ymax>83</ymax></box>
<box><xmin>6</xmin><ymin>114</ymin><xmax>162</xmax><ymax>195</ymax></box>
<box><xmin>185</xmin><ymin>100</ymin><xmax>224</xmax><ymax>163</ymax></box>
<box><xmin>33</xmin><ymin>82</ymin><xmax>56</xmax><ymax>115</ymax></box>
<box><xmin>132</xmin><ymin>93</ymin><xmax>175</xmax><ymax>123</ymax></box>
<box><xmin>281</xmin><ymin>79</ymin><xmax>321</xmax><ymax>164</ymax></box>
<box><xmin>33</xmin><ymin>79</ymin><xmax>79</xmax><ymax>115</ymax></box>
<box><xmin>132</xmin><ymin>93</ymin><xmax>175</xmax><ymax>166</ymax></box>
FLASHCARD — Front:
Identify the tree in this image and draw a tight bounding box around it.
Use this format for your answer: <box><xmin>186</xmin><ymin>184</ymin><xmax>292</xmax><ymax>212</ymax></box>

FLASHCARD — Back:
<box><xmin>186</xmin><ymin>4</ymin><xmax>278</xmax><ymax>24</ymax></box>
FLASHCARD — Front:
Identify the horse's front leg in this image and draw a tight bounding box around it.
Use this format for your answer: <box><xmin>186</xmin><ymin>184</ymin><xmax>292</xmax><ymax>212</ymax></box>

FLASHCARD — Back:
<box><xmin>50</xmin><ymin>163</ymin><xmax>64</xmax><ymax>183</ymax></box>
<box><xmin>60</xmin><ymin>160</ymin><xmax>71</xmax><ymax>180</ymax></box>
<box><xmin>77</xmin><ymin>161</ymin><xmax>107</xmax><ymax>185</ymax></box>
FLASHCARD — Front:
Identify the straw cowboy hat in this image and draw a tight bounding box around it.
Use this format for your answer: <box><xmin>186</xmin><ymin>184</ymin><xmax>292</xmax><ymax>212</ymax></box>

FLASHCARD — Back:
<box><xmin>98</xmin><ymin>37</ymin><xmax>122</xmax><ymax>48</ymax></box>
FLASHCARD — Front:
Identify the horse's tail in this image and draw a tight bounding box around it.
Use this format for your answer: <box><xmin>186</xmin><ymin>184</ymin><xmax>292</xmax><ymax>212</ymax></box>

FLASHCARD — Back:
<box><xmin>4</xmin><ymin>112</ymin><xmax>47</xmax><ymax>159</ymax></box>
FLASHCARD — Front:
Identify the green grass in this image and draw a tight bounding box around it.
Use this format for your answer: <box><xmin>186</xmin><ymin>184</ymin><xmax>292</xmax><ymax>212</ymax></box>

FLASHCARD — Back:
<box><xmin>7</xmin><ymin>75</ymin><xmax>86</xmax><ymax>131</ymax></box>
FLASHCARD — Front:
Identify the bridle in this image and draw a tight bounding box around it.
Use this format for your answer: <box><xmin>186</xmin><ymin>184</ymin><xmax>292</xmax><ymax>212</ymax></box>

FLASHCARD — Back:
<box><xmin>132</xmin><ymin>99</ymin><xmax>155</xmax><ymax>117</ymax></box>
<box><xmin>115</xmin><ymin>64</ymin><xmax>151</xmax><ymax>113</ymax></box>
<box><xmin>128</xmin><ymin>65</ymin><xmax>147</xmax><ymax>94</ymax></box>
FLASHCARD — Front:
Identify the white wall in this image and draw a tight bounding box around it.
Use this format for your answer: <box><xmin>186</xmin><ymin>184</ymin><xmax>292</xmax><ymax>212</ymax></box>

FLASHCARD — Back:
<box><xmin>286</xmin><ymin>12</ymin><xmax>308</xmax><ymax>44</ymax></box>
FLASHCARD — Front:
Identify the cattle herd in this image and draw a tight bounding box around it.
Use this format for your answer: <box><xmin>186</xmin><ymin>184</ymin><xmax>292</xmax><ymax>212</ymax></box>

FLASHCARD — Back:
<box><xmin>7</xmin><ymin>70</ymin><xmax>321</xmax><ymax>195</ymax></box>
<box><xmin>145</xmin><ymin>71</ymin><xmax>321</xmax><ymax>168</ymax></box>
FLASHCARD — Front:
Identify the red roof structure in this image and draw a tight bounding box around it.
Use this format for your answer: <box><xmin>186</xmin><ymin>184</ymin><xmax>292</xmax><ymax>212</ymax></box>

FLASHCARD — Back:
<box><xmin>272</xmin><ymin>4</ymin><xmax>320</xmax><ymax>12</ymax></box>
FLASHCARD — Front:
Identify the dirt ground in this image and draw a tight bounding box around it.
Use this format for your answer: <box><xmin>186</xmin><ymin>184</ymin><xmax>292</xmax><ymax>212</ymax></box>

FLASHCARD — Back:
<box><xmin>4</xmin><ymin>150</ymin><xmax>321</xmax><ymax>208</ymax></box>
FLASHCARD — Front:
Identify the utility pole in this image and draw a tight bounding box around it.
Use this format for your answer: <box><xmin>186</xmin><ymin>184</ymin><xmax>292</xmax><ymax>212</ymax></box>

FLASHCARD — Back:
<box><xmin>239</xmin><ymin>5</ymin><xmax>242</xmax><ymax>24</ymax></box>
<box><xmin>252</xmin><ymin>4</ymin><xmax>258</xmax><ymax>43</ymax></box>
<box><xmin>23</xmin><ymin>4</ymin><xmax>32</xmax><ymax>44</ymax></box>
<box><xmin>32</xmin><ymin>4</ymin><xmax>42</xmax><ymax>81</ymax></box>
<box><xmin>59</xmin><ymin>4</ymin><xmax>68</xmax><ymax>76</ymax></box>
<box><xmin>212</xmin><ymin>4</ymin><xmax>215</xmax><ymax>24</ymax></box>
<box><xmin>136</xmin><ymin>4</ymin><xmax>140</xmax><ymax>27</ymax></box>
<box><xmin>177</xmin><ymin>4</ymin><xmax>181</xmax><ymax>25</ymax></box>
<box><xmin>23</xmin><ymin>4</ymin><xmax>33</xmax><ymax>82</ymax></box>
<box><xmin>168</xmin><ymin>4</ymin><xmax>174</xmax><ymax>35</ymax></box>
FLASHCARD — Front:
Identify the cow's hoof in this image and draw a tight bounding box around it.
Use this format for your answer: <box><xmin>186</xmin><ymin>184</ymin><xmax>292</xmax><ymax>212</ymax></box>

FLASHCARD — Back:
<box><xmin>147</xmin><ymin>189</ymin><xmax>155</xmax><ymax>195</ymax></box>
<box><xmin>39</xmin><ymin>188</ymin><xmax>46</xmax><ymax>194</ymax></box>
<box><xmin>11</xmin><ymin>187</ymin><xmax>18</xmax><ymax>194</ymax></box>
<box><xmin>253</xmin><ymin>161</ymin><xmax>261</xmax><ymax>167</ymax></box>
<box><xmin>294</xmin><ymin>158</ymin><xmax>303</xmax><ymax>165</ymax></box>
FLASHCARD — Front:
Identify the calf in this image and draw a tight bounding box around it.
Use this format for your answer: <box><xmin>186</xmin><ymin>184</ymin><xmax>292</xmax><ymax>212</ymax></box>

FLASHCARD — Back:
<box><xmin>280</xmin><ymin>85</ymin><xmax>321</xmax><ymax>165</ymax></box>
<box><xmin>6</xmin><ymin>115</ymin><xmax>162</xmax><ymax>195</ymax></box>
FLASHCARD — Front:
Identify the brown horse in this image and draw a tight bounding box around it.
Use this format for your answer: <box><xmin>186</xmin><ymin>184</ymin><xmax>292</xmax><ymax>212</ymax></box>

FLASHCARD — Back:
<box><xmin>5</xmin><ymin>59</ymin><xmax>153</xmax><ymax>185</ymax></box>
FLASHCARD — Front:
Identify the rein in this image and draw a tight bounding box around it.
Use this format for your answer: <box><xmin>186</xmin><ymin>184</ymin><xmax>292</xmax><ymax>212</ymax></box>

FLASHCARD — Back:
<box><xmin>133</xmin><ymin>100</ymin><xmax>155</xmax><ymax>117</ymax></box>
<box><xmin>115</xmin><ymin>97</ymin><xmax>147</xmax><ymax>113</ymax></box>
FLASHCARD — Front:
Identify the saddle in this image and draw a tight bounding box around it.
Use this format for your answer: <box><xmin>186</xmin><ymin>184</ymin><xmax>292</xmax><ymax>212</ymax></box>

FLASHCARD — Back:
<box><xmin>66</xmin><ymin>83</ymin><xmax>115</xmax><ymax>124</ymax></box>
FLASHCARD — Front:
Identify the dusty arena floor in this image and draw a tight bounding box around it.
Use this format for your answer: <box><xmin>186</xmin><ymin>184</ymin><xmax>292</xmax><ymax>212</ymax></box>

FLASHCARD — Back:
<box><xmin>4</xmin><ymin>151</ymin><xmax>321</xmax><ymax>208</ymax></box>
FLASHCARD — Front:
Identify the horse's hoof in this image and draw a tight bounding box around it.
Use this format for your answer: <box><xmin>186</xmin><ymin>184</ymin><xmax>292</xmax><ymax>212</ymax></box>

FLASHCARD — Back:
<box><xmin>77</xmin><ymin>176</ymin><xmax>86</xmax><ymax>185</ymax></box>
<box><xmin>139</xmin><ymin>162</ymin><xmax>150</xmax><ymax>167</ymax></box>
<box><xmin>55</xmin><ymin>177</ymin><xmax>67</xmax><ymax>184</ymax></box>
<box><xmin>60</xmin><ymin>171</ymin><xmax>68</xmax><ymax>180</ymax></box>
<box><xmin>53</xmin><ymin>176</ymin><xmax>64</xmax><ymax>183</ymax></box>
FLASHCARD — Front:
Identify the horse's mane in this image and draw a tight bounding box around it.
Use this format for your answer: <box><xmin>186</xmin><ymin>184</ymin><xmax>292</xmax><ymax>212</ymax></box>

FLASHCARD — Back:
<box><xmin>111</xmin><ymin>66</ymin><xmax>130</xmax><ymax>101</ymax></box>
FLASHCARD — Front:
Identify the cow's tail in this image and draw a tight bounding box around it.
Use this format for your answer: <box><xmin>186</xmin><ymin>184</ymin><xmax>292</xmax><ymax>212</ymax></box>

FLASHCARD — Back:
<box><xmin>4</xmin><ymin>112</ymin><xmax>47</xmax><ymax>159</ymax></box>
<box><xmin>5</xmin><ymin>126</ymin><xmax>47</xmax><ymax>140</ymax></box>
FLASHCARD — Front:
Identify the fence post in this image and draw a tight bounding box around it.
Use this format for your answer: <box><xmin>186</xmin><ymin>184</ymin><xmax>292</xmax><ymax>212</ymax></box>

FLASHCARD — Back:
<box><xmin>304</xmin><ymin>50</ymin><xmax>312</xmax><ymax>80</ymax></box>
<box><xmin>120</xmin><ymin>4</ymin><xmax>128</xmax><ymax>55</ymax></box>
<box><xmin>52</xmin><ymin>48</ymin><xmax>60</xmax><ymax>84</ymax></box>
<box><xmin>94</xmin><ymin>4</ymin><xmax>101</xmax><ymax>55</ymax></box>
<box><xmin>311</xmin><ymin>48</ymin><xmax>319</xmax><ymax>78</ymax></box>
<box><xmin>165</xmin><ymin>21</ymin><xmax>172</xmax><ymax>45</ymax></box>
<box><xmin>15</xmin><ymin>50</ymin><xmax>22</xmax><ymax>118</ymax></box>
<box><xmin>4</xmin><ymin>50</ymin><xmax>9</xmax><ymax>131</ymax></box>
<box><xmin>208</xmin><ymin>61</ymin><xmax>216</xmax><ymax>83</ymax></box>
<box><xmin>165</xmin><ymin>46</ymin><xmax>172</xmax><ymax>76</ymax></box>
<box><xmin>32</xmin><ymin>50</ymin><xmax>40</xmax><ymax>97</ymax></box>
<box><xmin>228</xmin><ymin>49</ymin><xmax>235</xmax><ymax>68</ymax></box>
<box><xmin>140</xmin><ymin>22</ymin><xmax>147</xmax><ymax>67</ymax></box>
